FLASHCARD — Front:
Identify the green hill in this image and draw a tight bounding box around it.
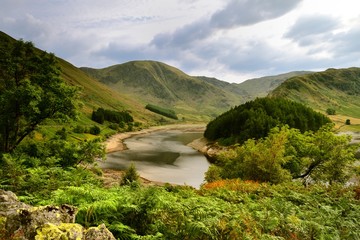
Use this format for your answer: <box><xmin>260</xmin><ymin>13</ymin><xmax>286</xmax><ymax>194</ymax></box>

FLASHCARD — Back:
<box><xmin>0</xmin><ymin>31</ymin><xmax>163</xmax><ymax>141</ymax></box>
<box><xmin>81</xmin><ymin>61</ymin><xmax>245</xmax><ymax>121</ymax></box>
<box><xmin>237</xmin><ymin>71</ymin><xmax>312</xmax><ymax>100</ymax></box>
<box><xmin>269</xmin><ymin>68</ymin><xmax>360</xmax><ymax>127</ymax></box>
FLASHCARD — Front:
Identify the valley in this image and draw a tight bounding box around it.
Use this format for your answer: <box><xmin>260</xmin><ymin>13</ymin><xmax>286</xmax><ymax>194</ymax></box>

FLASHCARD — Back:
<box><xmin>1</xmin><ymin>30</ymin><xmax>360</xmax><ymax>239</ymax></box>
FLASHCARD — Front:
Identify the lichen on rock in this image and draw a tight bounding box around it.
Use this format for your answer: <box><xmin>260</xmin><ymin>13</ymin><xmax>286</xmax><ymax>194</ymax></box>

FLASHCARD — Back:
<box><xmin>35</xmin><ymin>223</ymin><xmax>83</xmax><ymax>240</ymax></box>
<box><xmin>0</xmin><ymin>189</ymin><xmax>116</xmax><ymax>240</ymax></box>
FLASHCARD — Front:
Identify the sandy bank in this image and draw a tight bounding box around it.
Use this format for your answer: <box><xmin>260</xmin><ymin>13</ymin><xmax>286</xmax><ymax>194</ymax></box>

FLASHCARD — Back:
<box><xmin>105</xmin><ymin>124</ymin><xmax>206</xmax><ymax>153</ymax></box>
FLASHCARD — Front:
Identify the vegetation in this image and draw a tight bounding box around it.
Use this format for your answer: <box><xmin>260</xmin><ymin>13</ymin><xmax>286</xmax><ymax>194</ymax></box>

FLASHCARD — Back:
<box><xmin>120</xmin><ymin>163</ymin><xmax>140</xmax><ymax>186</ymax></box>
<box><xmin>237</xmin><ymin>71</ymin><xmax>312</xmax><ymax>100</ymax></box>
<box><xmin>270</xmin><ymin>67</ymin><xmax>360</xmax><ymax>120</ymax></box>
<box><xmin>145</xmin><ymin>104</ymin><xmax>178</xmax><ymax>120</ymax></box>
<box><xmin>81</xmin><ymin>60</ymin><xmax>246</xmax><ymax>121</ymax></box>
<box><xmin>207</xmin><ymin>125</ymin><xmax>357</xmax><ymax>184</ymax></box>
<box><xmin>91</xmin><ymin>107</ymin><xmax>133</xmax><ymax>125</ymax></box>
<box><xmin>326</xmin><ymin>108</ymin><xmax>336</xmax><ymax>115</ymax></box>
<box><xmin>204</xmin><ymin>97</ymin><xmax>331</xmax><ymax>145</ymax></box>
<box><xmin>0</xmin><ymin>39</ymin><xmax>78</xmax><ymax>153</ymax></box>
<box><xmin>1</xmin><ymin>32</ymin><xmax>359</xmax><ymax>240</ymax></box>
<box><xmin>40</xmin><ymin>182</ymin><xmax>360</xmax><ymax>239</ymax></box>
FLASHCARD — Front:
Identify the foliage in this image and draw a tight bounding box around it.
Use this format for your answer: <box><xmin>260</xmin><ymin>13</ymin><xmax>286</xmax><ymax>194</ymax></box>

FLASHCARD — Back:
<box><xmin>0</xmin><ymin>154</ymin><xmax>101</xmax><ymax>202</ymax></box>
<box><xmin>346</xmin><ymin>119</ymin><xmax>351</xmax><ymax>125</ymax></box>
<box><xmin>208</xmin><ymin>125</ymin><xmax>357</xmax><ymax>184</ymax></box>
<box><xmin>270</xmin><ymin>67</ymin><xmax>360</xmax><ymax>120</ymax></box>
<box><xmin>92</xmin><ymin>107</ymin><xmax>133</xmax><ymax>125</ymax></box>
<box><xmin>145</xmin><ymin>104</ymin><xmax>178</xmax><ymax>120</ymax></box>
<box><xmin>42</xmin><ymin>182</ymin><xmax>360</xmax><ymax>239</ymax></box>
<box><xmin>326</xmin><ymin>108</ymin><xmax>336</xmax><ymax>115</ymax></box>
<box><xmin>204</xmin><ymin>97</ymin><xmax>331</xmax><ymax>145</ymax></box>
<box><xmin>14</xmin><ymin>138</ymin><xmax>105</xmax><ymax>168</ymax></box>
<box><xmin>89</xmin><ymin>125</ymin><xmax>101</xmax><ymax>135</ymax></box>
<box><xmin>0</xmin><ymin>39</ymin><xmax>78</xmax><ymax>153</ymax></box>
<box><xmin>120</xmin><ymin>163</ymin><xmax>140</xmax><ymax>186</ymax></box>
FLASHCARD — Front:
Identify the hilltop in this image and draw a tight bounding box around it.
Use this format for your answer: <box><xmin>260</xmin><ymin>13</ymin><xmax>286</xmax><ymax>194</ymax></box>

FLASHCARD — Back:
<box><xmin>237</xmin><ymin>71</ymin><xmax>312</xmax><ymax>100</ymax></box>
<box><xmin>81</xmin><ymin>61</ymin><xmax>245</xmax><ymax>121</ymax></box>
<box><xmin>269</xmin><ymin>67</ymin><xmax>360</xmax><ymax>129</ymax></box>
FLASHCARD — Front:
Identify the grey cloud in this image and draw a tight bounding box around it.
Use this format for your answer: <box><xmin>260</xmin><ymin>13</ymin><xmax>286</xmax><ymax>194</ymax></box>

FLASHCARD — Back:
<box><xmin>333</xmin><ymin>27</ymin><xmax>360</xmax><ymax>56</ymax></box>
<box><xmin>152</xmin><ymin>0</ymin><xmax>302</xmax><ymax>49</ymax></box>
<box><xmin>0</xmin><ymin>14</ymin><xmax>51</xmax><ymax>42</ymax></box>
<box><xmin>151</xmin><ymin>19</ymin><xmax>211</xmax><ymax>49</ymax></box>
<box><xmin>211</xmin><ymin>0</ymin><xmax>302</xmax><ymax>28</ymax></box>
<box><xmin>285</xmin><ymin>15</ymin><xmax>338</xmax><ymax>45</ymax></box>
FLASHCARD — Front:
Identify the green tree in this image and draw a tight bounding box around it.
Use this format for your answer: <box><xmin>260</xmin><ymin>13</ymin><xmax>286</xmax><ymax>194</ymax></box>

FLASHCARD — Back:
<box><xmin>345</xmin><ymin>119</ymin><xmax>351</xmax><ymax>125</ymax></box>
<box><xmin>121</xmin><ymin>163</ymin><xmax>140</xmax><ymax>186</ymax></box>
<box><xmin>286</xmin><ymin>124</ymin><xmax>356</xmax><ymax>183</ymax></box>
<box><xmin>326</xmin><ymin>108</ymin><xmax>336</xmax><ymax>115</ymax></box>
<box><xmin>212</xmin><ymin>125</ymin><xmax>357</xmax><ymax>184</ymax></box>
<box><xmin>0</xmin><ymin>40</ymin><xmax>78</xmax><ymax>153</ymax></box>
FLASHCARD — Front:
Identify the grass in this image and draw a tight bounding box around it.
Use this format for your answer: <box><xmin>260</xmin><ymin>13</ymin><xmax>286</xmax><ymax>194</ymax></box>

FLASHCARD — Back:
<box><xmin>270</xmin><ymin>67</ymin><xmax>360</xmax><ymax>129</ymax></box>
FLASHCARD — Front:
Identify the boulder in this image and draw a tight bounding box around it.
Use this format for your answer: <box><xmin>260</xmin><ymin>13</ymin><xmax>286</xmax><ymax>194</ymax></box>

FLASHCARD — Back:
<box><xmin>0</xmin><ymin>189</ymin><xmax>115</xmax><ymax>240</ymax></box>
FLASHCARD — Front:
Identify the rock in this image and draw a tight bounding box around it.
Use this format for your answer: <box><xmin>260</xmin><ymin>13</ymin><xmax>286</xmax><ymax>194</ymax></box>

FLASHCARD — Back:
<box><xmin>0</xmin><ymin>189</ymin><xmax>116</xmax><ymax>240</ymax></box>
<box><xmin>35</xmin><ymin>223</ymin><xmax>84</xmax><ymax>240</ymax></box>
<box><xmin>84</xmin><ymin>223</ymin><xmax>116</xmax><ymax>240</ymax></box>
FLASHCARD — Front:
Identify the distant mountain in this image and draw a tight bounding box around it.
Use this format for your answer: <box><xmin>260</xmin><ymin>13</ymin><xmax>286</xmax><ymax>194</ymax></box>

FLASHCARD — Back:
<box><xmin>269</xmin><ymin>67</ymin><xmax>360</xmax><ymax>118</ymax></box>
<box><xmin>81</xmin><ymin>61</ymin><xmax>245</xmax><ymax>121</ymax></box>
<box><xmin>237</xmin><ymin>71</ymin><xmax>312</xmax><ymax>100</ymax></box>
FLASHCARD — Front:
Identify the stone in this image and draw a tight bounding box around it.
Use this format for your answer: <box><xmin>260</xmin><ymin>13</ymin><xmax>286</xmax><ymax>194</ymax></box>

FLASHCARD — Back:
<box><xmin>0</xmin><ymin>189</ymin><xmax>116</xmax><ymax>240</ymax></box>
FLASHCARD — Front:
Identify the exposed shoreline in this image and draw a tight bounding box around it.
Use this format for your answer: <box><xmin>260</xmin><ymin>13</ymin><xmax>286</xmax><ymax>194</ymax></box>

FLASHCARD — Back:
<box><xmin>102</xmin><ymin>124</ymin><xmax>208</xmax><ymax>187</ymax></box>
<box><xmin>105</xmin><ymin>124</ymin><xmax>206</xmax><ymax>153</ymax></box>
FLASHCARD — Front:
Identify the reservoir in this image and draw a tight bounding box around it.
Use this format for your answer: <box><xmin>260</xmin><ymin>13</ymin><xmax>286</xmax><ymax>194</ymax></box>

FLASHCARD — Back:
<box><xmin>100</xmin><ymin>129</ymin><xmax>210</xmax><ymax>188</ymax></box>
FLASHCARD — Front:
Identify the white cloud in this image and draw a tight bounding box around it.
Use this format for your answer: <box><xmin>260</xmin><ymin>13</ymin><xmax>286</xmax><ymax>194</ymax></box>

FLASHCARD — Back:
<box><xmin>1</xmin><ymin>0</ymin><xmax>360</xmax><ymax>83</ymax></box>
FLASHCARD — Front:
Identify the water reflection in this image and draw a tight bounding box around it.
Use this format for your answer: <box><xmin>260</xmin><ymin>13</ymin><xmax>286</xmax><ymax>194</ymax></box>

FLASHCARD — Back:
<box><xmin>100</xmin><ymin>130</ymin><xmax>210</xmax><ymax>188</ymax></box>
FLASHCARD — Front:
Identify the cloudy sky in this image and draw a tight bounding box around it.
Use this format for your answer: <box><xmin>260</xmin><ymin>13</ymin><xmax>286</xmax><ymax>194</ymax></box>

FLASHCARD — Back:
<box><xmin>1</xmin><ymin>0</ymin><xmax>360</xmax><ymax>83</ymax></box>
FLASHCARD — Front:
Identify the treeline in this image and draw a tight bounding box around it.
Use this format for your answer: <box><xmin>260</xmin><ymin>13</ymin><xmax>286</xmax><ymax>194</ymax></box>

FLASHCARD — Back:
<box><xmin>145</xmin><ymin>104</ymin><xmax>178</xmax><ymax>120</ymax></box>
<box><xmin>91</xmin><ymin>108</ymin><xmax>133</xmax><ymax>124</ymax></box>
<box><xmin>204</xmin><ymin>97</ymin><xmax>331</xmax><ymax>144</ymax></box>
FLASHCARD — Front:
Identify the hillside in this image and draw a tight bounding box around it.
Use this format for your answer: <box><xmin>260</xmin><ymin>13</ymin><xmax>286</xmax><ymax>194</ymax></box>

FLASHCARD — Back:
<box><xmin>0</xmin><ymin>31</ymin><xmax>163</xmax><ymax>141</ymax></box>
<box><xmin>81</xmin><ymin>61</ymin><xmax>245</xmax><ymax>121</ymax></box>
<box><xmin>269</xmin><ymin>68</ymin><xmax>360</xmax><ymax>128</ymax></box>
<box><xmin>237</xmin><ymin>71</ymin><xmax>312</xmax><ymax>100</ymax></box>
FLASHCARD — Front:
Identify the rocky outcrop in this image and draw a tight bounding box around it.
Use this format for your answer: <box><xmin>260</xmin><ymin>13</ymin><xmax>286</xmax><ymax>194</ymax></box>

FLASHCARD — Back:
<box><xmin>188</xmin><ymin>137</ymin><xmax>225</xmax><ymax>163</ymax></box>
<box><xmin>0</xmin><ymin>189</ymin><xmax>115</xmax><ymax>240</ymax></box>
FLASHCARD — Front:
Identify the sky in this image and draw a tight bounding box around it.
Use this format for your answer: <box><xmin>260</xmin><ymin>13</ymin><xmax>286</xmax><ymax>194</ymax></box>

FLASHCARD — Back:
<box><xmin>1</xmin><ymin>0</ymin><xmax>360</xmax><ymax>83</ymax></box>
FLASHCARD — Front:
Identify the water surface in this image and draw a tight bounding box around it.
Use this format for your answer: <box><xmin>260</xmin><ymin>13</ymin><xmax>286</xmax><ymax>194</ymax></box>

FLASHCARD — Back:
<box><xmin>100</xmin><ymin>130</ymin><xmax>210</xmax><ymax>188</ymax></box>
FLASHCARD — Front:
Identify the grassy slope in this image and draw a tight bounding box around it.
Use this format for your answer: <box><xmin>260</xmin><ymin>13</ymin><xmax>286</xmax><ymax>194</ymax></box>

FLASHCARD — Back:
<box><xmin>81</xmin><ymin>61</ymin><xmax>245</xmax><ymax>121</ymax></box>
<box><xmin>270</xmin><ymin>67</ymin><xmax>360</xmax><ymax>130</ymax></box>
<box><xmin>0</xmin><ymin>31</ymin><xmax>164</xmax><ymax>141</ymax></box>
<box><xmin>237</xmin><ymin>71</ymin><xmax>312</xmax><ymax>100</ymax></box>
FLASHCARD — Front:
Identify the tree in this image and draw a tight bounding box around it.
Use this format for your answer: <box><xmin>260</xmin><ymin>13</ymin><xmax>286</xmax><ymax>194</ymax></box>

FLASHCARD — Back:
<box><xmin>121</xmin><ymin>163</ymin><xmax>140</xmax><ymax>186</ymax></box>
<box><xmin>345</xmin><ymin>119</ymin><xmax>351</xmax><ymax>125</ymax></box>
<box><xmin>326</xmin><ymin>108</ymin><xmax>336</xmax><ymax>115</ymax></box>
<box><xmin>211</xmin><ymin>125</ymin><xmax>357</xmax><ymax>184</ymax></box>
<box><xmin>0</xmin><ymin>40</ymin><xmax>78</xmax><ymax>153</ymax></box>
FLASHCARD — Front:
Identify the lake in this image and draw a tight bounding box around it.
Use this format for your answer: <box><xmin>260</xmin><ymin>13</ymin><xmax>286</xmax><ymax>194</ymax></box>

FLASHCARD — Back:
<box><xmin>100</xmin><ymin>129</ymin><xmax>210</xmax><ymax>188</ymax></box>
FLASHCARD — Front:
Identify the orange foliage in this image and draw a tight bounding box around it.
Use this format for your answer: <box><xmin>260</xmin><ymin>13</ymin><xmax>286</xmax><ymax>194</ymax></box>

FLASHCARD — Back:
<box><xmin>202</xmin><ymin>179</ymin><xmax>263</xmax><ymax>192</ymax></box>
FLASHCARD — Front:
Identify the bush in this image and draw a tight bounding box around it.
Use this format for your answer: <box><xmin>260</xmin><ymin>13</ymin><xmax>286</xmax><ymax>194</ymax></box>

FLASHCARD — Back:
<box><xmin>89</xmin><ymin>125</ymin><xmax>101</xmax><ymax>135</ymax></box>
<box><xmin>121</xmin><ymin>163</ymin><xmax>140</xmax><ymax>186</ymax></box>
<box><xmin>326</xmin><ymin>108</ymin><xmax>336</xmax><ymax>115</ymax></box>
<box><xmin>346</xmin><ymin>119</ymin><xmax>351</xmax><ymax>125</ymax></box>
<box><xmin>73</xmin><ymin>125</ymin><xmax>86</xmax><ymax>133</ymax></box>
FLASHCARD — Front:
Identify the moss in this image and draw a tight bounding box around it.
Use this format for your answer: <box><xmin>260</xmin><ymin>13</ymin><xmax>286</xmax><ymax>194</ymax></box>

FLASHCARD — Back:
<box><xmin>35</xmin><ymin>223</ymin><xmax>83</xmax><ymax>240</ymax></box>
<box><xmin>0</xmin><ymin>216</ymin><xmax>7</xmax><ymax>239</ymax></box>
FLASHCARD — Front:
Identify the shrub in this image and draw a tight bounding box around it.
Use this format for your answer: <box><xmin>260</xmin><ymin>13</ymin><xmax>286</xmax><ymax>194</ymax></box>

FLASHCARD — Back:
<box><xmin>326</xmin><ymin>108</ymin><xmax>336</xmax><ymax>115</ymax></box>
<box><xmin>89</xmin><ymin>125</ymin><xmax>101</xmax><ymax>135</ymax></box>
<box><xmin>120</xmin><ymin>163</ymin><xmax>140</xmax><ymax>186</ymax></box>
